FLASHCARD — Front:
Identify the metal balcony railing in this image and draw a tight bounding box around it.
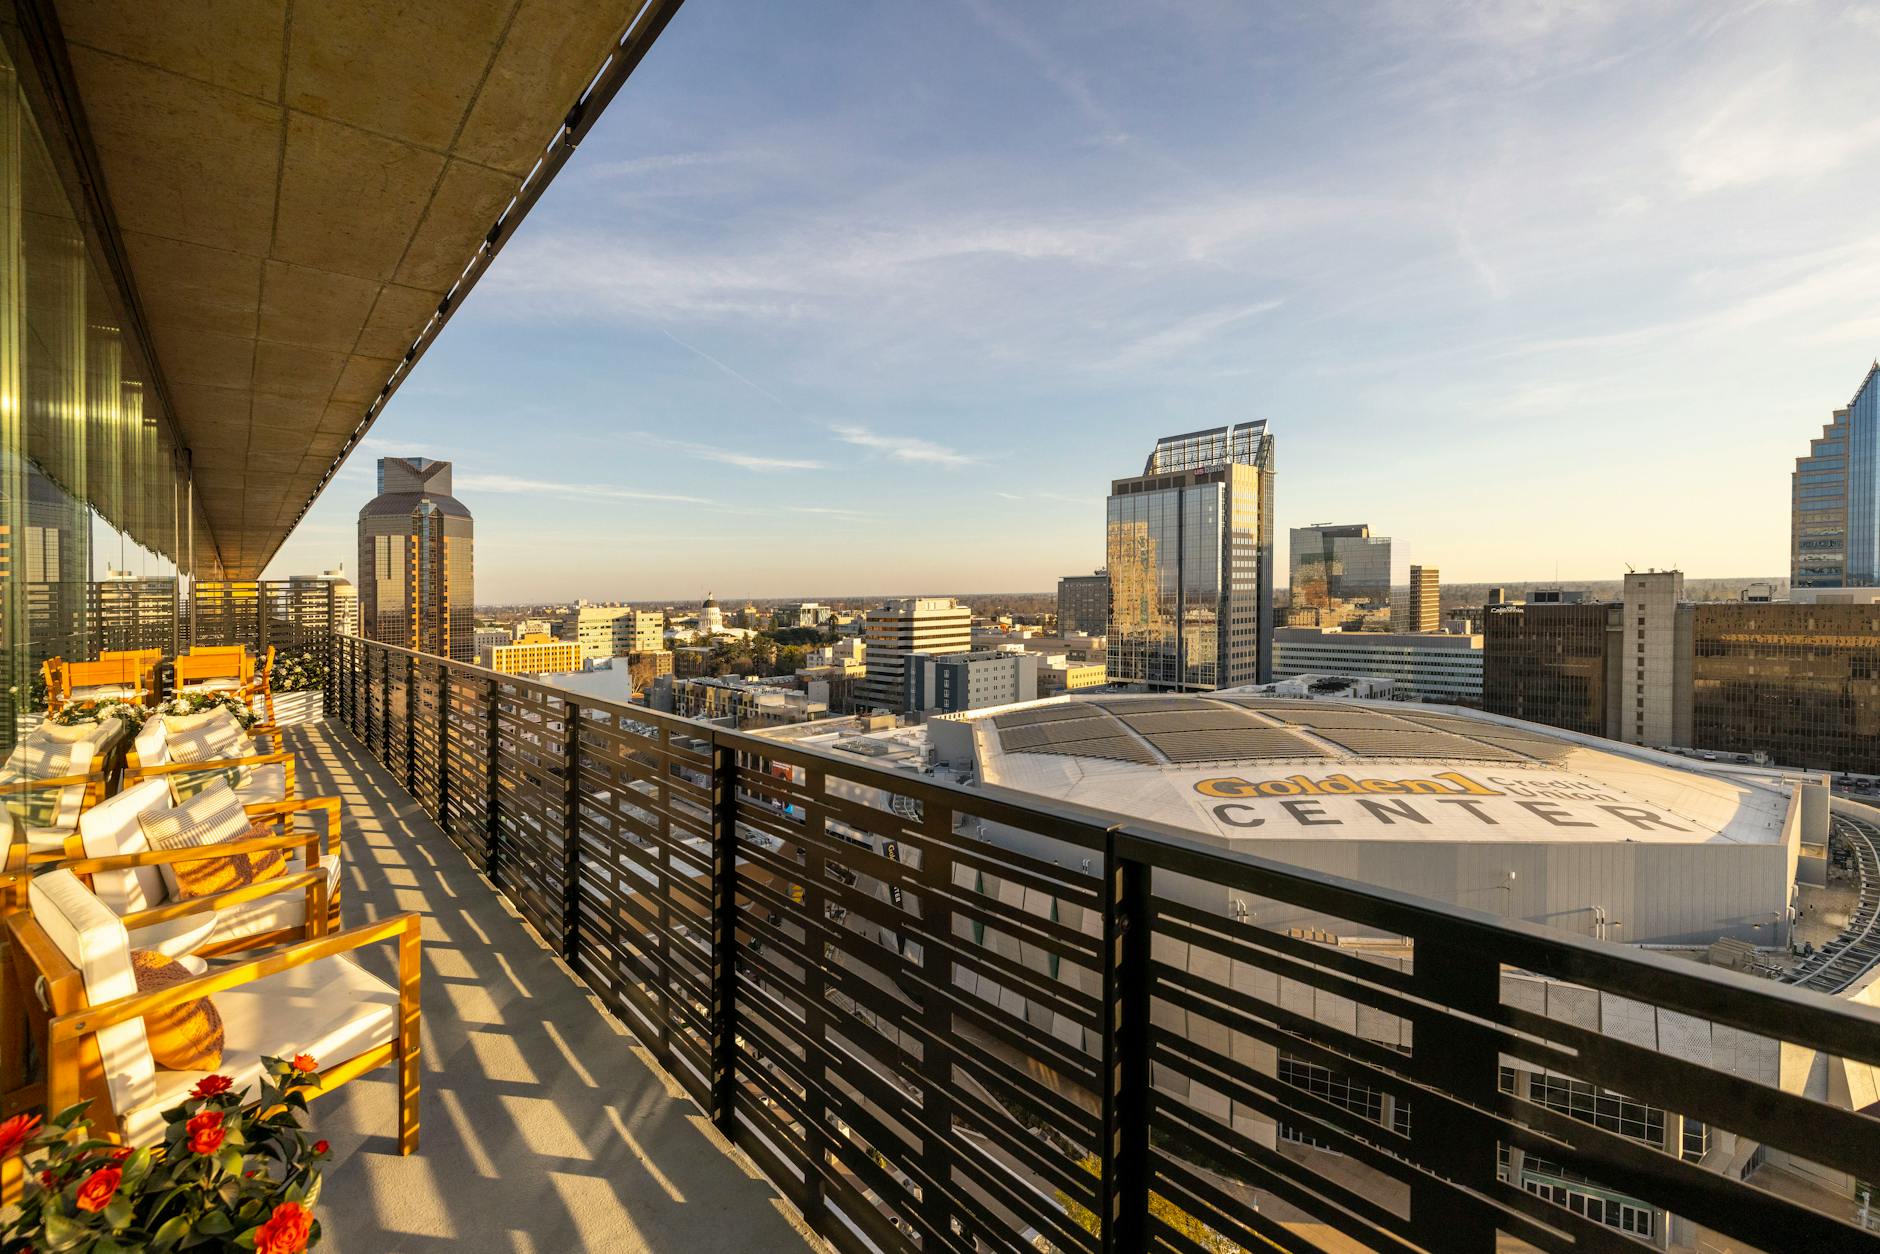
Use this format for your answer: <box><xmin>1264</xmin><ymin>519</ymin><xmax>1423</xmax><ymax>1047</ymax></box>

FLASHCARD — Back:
<box><xmin>328</xmin><ymin>633</ymin><xmax>1880</xmax><ymax>1254</ymax></box>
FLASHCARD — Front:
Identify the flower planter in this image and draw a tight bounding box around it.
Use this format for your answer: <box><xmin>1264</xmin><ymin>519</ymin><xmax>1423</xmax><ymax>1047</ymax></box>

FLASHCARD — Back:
<box><xmin>269</xmin><ymin>689</ymin><xmax>326</xmax><ymax>726</ymax></box>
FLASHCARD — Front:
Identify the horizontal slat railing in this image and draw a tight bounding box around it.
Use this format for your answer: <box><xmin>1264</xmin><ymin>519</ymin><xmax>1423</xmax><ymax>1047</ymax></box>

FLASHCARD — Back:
<box><xmin>329</xmin><ymin>635</ymin><xmax>1880</xmax><ymax>1254</ymax></box>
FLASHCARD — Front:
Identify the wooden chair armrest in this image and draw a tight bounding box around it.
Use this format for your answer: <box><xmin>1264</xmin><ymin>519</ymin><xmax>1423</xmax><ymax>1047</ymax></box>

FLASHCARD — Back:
<box><xmin>56</xmin><ymin>826</ymin><xmax>321</xmax><ymax>877</ymax></box>
<box><xmin>243</xmin><ymin>795</ymin><xmax>341</xmax><ymax>856</ymax></box>
<box><xmin>118</xmin><ymin>868</ymin><xmax>326</xmax><ymax>932</ymax></box>
<box><xmin>125</xmin><ymin>750</ymin><xmax>292</xmax><ymax>777</ymax></box>
<box><xmin>51</xmin><ymin>912</ymin><xmax>420</xmax><ymax>1037</ymax></box>
<box><xmin>0</xmin><ymin>769</ymin><xmax>111</xmax><ymax>793</ymax></box>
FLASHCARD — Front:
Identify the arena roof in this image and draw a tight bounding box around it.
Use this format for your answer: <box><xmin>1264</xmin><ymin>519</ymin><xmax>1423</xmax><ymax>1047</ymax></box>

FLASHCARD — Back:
<box><xmin>960</xmin><ymin>697</ymin><xmax>1798</xmax><ymax>846</ymax></box>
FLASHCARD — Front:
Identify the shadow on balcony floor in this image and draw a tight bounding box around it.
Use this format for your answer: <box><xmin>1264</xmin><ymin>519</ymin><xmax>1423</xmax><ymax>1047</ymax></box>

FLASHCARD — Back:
<box><xmin>283</xmin><ymin>720</ymin><xmax>822</xmax><ymax>1253</ymax></box>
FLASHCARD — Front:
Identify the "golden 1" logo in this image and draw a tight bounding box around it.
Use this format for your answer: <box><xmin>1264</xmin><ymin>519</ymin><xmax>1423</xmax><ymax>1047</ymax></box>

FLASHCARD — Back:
<box><xmin>1194</xmin><ymin>771</ymin><xmax>1504</xmax><ymax>799</ymax></box>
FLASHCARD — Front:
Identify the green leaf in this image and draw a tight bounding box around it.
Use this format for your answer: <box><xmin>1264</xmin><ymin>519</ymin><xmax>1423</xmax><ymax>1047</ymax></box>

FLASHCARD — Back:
<box><xmin>104</xmin><ymin>1193</ymin><xmax>134</xmax><ymax>1229</ymax></box>
<box><xmin>150</xmin><ymin>1215</ymin><xmax>191</xmax><ymax>1250</ymax></box>
<box><xmin>43</xmin><ymin>1209</ymin><xmax>88</xmax><ymax>1251</ymax></box>
<box><xmin>231</xmin><ymin>1229</ymin><xmax>259</xmax><ymax>1250</ymax></box>
<box><xmin>215</xmin><ymin>1146</ymin><xmax>245</xmax><ymax>1176</ymax></box>
<box><xmin>195</xmin><ymin>1208</ymin><xmax>233</xmax><ymax>1235</ymax></box>
<box><xmin>302</xmin><ymin>1172</ymin><xmax>322</xmax><ymax>1209</ymax></box>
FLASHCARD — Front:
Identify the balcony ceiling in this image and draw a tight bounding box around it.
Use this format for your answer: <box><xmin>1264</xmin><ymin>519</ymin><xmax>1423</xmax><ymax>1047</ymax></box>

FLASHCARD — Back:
<box><xmin>54</xmin><ymin>0</ymin><xmax>675</xmax><ymax>577</ymax></box>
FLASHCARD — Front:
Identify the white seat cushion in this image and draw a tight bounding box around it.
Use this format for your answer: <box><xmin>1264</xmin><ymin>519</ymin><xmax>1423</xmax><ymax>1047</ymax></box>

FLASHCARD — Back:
<box><xmin>69</xmin><ymin>684</ymin><xmax>138</xmax><ymax>702</ymax></box>
<box><xmin>27</xmin><ymin>871</ymin><xmax>155</xmax><ymax>1116</ymax></box>
<box><xmin>231</xmin><ymin>761</ymin><xmax>288</xmax><ymax>805</ymax></box>
<box><xmin>122</xmin><ymin>953</ymin><xmax>397</xmax><ymax>1146</ymax></box>
<box><xmin>179</xmin><ymin>677</ymin><xmax>244</xmax><ymax>694</ymax></box>
<box><xmin>126</xmin><ymin>912</ymin><xmax>218</xmax><ymax>966</ymax></box>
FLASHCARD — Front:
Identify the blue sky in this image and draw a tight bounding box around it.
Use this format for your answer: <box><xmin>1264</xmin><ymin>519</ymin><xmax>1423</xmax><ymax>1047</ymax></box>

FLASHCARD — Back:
<box><xmin>263</xmin><ymin>1</ymin><xmax>1880</xmax><ymax>601</ymax></box>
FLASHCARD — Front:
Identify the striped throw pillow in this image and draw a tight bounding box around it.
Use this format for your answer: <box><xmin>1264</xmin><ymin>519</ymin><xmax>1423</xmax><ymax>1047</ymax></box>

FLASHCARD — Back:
<box><xmin>138</xmin><ymin>782</ymin><xmax>282</xmax><ymax>900</ymax></box>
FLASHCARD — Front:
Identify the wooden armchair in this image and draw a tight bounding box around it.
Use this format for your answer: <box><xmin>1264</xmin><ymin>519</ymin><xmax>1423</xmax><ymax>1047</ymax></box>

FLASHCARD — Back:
<box><xmin>50</xmin><ymin>656</ymin><xmax>149</xmax><ymax>711</ymax></box>
<box><xmin>58</xmin><ymin>777</ymin><xmax>344</xmax><ymax>961</ymax></box>
<box><xmin>7</xmin><ymin>871</ymin><xmax>418</xmax><ymax>1153</ymax></box>
<box><xmin>125</xmin><ymin>709</ymin><xmax>295</xmax><ymax>806</ymax></box>
<box><xmin>174</xmin><ymin>649</ymin><xmax>252</xmax><ymax>700</ymax></box>
<box><xmin>99</xmin><ymin>649</ymin><xmax>163</xmax><ymax>702</ymax></box>
<box><xmin>0</xmin><ymin>727</ymin><xmax>119</xmax><ymax>861</ymax></box>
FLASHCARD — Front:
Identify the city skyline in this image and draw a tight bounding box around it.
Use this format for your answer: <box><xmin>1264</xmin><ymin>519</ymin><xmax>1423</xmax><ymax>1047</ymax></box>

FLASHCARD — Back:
<box><xmin>260</xmin><ymin>2</ymin><xmax>1880</xmax><ymax>600</ymax></box>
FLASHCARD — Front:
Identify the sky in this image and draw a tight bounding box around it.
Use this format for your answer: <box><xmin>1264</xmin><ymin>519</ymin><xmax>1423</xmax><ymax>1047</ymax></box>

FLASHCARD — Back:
<box><xmin>261</xmin><ymin>0</ymin><xmax>1880</xmax><ymax>602</ymax></box>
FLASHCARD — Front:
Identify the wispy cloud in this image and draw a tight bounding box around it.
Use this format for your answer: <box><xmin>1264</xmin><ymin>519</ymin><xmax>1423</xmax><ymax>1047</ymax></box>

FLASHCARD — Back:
<box><xmin>1103</xmin><ymin>299</ymin><xmax>1285</xmax><ymax>369</ymax></box>
<box><xmin>958</xmin><ymin>0</ymin><xmax>1128</xmax><ymax>146</ymax></box>
<box><xmin>831</xmin><ymin>424</ymin><xmax>978</xmax><ymax>466</ymax></box>
<box><xmin>454</xmin><ymin>472</ymin><xmax>710</xmax><ymax>505</ymax></box>
<box><xmin>631</xmin><ymin>432</ymin><xmax>826</xmax><ymax>472</ymax></box>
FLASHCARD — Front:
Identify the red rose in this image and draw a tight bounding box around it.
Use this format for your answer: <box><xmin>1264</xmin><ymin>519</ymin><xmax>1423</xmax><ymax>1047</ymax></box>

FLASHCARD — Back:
<box><xmin>37</xmin><ymin>1170</ymin><xmax>55</xmax><ymax>1190</ymax></box>
<box><xmin>75</xmin><ymin>1166</ymin><xmax>121</xmax><ymax>1213</ymax></box>
<box><xmin>290</xmin><ymin>1054</ymin><xmax>317</xmax><ymax>1074</ymax></box>
<box><xmin>192</xmin><ymin>1075</ymin><xmax>234</xmax><ymax>1099</ymax></box>
<box><xmin>254</xmin><ymin>1200</ymin><xmax>314</xmax><ymax>1254</ymax></box>
<box><xmin>185</xmin><ymin>1110</ymin><xmax>226</xmax><ymax>1155</ymax></box>
<box><xmin>0</xmin><ymin>1113</ymin><xmax>41</xmax><ymax>1157</ymax></box>
<box><xmin>313</xmin><ymin>1140</ymin><xmax>329</xmax><ymax>1156</ymax></box>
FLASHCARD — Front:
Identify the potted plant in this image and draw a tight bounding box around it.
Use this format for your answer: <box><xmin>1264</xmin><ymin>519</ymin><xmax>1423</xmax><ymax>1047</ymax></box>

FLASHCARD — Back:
<box><xmin>159</xmin><ymin>692</ymin><xmax>258</xmax><ymax>730</ymax></box>
<box><xmin>267</xmin><ymin>648</ymin><xmax>327</xmax><ymax>727</ymax></box>
<box><xmin>48</xmin><ymin>700</ymin><xmax>147</xmax><ymax>733</ymax></box>
<box><xmin>0</xmin><ymin>1056</ymin><xmax>331</xmax><ymax>1252</ymax></box>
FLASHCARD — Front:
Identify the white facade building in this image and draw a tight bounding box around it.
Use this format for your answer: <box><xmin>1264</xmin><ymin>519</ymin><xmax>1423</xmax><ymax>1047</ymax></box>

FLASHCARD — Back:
<box><xmin>854</xmin><ymin>597</ymin><xmax>973</xmax><ymax>712</ymax></box>
<box><xmin>1272</xmin><ymin>626</ymin><xmax>1483</xmax><ymax>702</ymax></box>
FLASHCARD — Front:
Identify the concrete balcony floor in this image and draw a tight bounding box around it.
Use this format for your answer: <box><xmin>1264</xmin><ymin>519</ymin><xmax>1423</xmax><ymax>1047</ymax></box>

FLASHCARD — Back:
<box><xmin>284</xmin><ymin>720</ymin><xmax>821</xmax><ymax>1253</ymax></box>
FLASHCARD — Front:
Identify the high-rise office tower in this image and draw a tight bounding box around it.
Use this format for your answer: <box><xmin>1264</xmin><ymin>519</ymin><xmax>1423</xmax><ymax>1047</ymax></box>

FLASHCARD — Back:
<box><xmin>1289</xmin><ymin>523</ymin><xmax>1392</xmax><ymax>625</ymax></box>
<box><xmin>359</xmin><ymin>457</ymin><xmax>474</xmax><ymax>661</ymax></box>
<box><xmin>1407</xmin><ymin>564</ymin><xmax>1440</xmax><ymax>633</ymax></box>
<box><xmin>854</xmin><ymin>597</ymin><xmax>973</xmax><ymax>712</ymax></box>
<box><xmin>1106</xmin><ymin>423</ymin><xmax>1275</xmax><ymax>691</ymax></box>
<box><xmin>1792</xmin><ymin>361</ymin><xmax>1877</xmax><ymax>589</ymax></box>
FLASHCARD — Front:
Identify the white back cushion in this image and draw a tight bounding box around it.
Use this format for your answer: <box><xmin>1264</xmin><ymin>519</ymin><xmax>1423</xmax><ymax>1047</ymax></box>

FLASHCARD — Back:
<box><xmin>78</xmin><ymin>778</ymin><xmax>174</xmax><ymax>914</ymax></box>
<box><xmin>27</xmin><ymin>870</ymin><xmax>155</xmax><ymax>1116</ymax></box>
<box><xmin>0</xmin><ymin>738</ymin><xmax>96</xmax><ymax>833</ymax></box>
<box><xmin>166</xmin><ymin>717</ymin><xmax>247</xmax><ymax>765</ymax></box>
<box><xmin>133</xmin><ymin>718</ymin><xmax>168</xmax><ymax>767</ymax></box>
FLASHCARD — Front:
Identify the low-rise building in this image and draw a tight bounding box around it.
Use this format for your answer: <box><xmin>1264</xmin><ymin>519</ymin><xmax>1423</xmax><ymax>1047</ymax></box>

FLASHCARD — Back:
<box><xmin>1036</xmin><ymin>655</ymin><xmax>1106</xmax><ymax>696</ymax></box>
<box><xmin>562</xmin><ymin>604</ymin><xmax>663</xmax><ymax>659</ymax></box>
<box><xmin>482</xmin><ymin>632</ymin><xmax>582</xmax><ymax>676</ymax></box>
<box><xmin>663</xmin><ymin>674</ymin><xmax>828</xmax><ymax>728</ymax></box>
<box><xmin>909</xmin><ymin>648</ymin><xmax>1039</xmax><ymax>714</ymax></box>
<box><xmin>1272</xmin><ymin>626</ymin><xmax>1482</xmax><ymax>703</ymax></box>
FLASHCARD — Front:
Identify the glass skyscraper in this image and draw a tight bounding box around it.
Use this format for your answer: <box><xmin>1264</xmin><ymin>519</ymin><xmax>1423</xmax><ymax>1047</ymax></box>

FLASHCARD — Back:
<box><xmin>359</xmin><ymin>458</ymin><xmax>475</xmax><ymax>661</ymax></box>
<box><xmin>1289</xmin><ymin>523</ymin><xmax>1393</xmax><ymax>624</ymax></box>
<box><xmin>1792</xmin><ymin>361</ymin><xmax>1878</xmax><ymax>589</ymax></box>
<box><xmin>1105</xmin><ymin>423</ymin><xmax>1274</xmax><ymax>691</ymax></box>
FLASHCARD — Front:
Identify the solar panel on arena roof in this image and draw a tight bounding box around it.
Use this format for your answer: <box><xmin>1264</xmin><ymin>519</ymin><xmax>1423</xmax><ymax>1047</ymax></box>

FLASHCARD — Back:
<box><xmin>1004</xmin><ymin>735</ymin><xmax>1159</xmax><ymax>764</ymax></box>
<box><xmin>1116</xmin><ymin>709</ymin><xmax>1269</xmax><ymax>734</ymax></box>
<box><xmin>1264</xmin><ymin>709</ymin><xmax>1422</xmax><ymax>732</ymax></box>
<box><xmin>1145</xmin><ymin>728</ymin><xmax>1334</xmax><ymax>764</ymax></box>
<box><xmin>1090</xmin><ymin>696</ymin><xmax>1211</xmax><ymax>714</ymax></box>
<box><xmin>1307</xmin><ymin>728</ymin><xmax>1529</xmax><ymax>760</ymax></box>
<box><xmin>992</xmin><ymin>704</ymin><xmax>1106</xmax><ymax>728</ymax></box>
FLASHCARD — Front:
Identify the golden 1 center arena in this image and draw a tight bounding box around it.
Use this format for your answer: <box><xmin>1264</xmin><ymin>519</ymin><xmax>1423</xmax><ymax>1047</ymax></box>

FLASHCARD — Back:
<box><xmin>923</xmin><ymin>695</ymin><xmax>1827</xmax><ymax>948</ymax></box>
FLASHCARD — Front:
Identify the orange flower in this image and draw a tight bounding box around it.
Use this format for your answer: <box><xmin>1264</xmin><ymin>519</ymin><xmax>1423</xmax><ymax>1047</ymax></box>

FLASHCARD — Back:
<box><xmin>290</xmin><ymin>1054</ymin><xmax>317</xmax><ymax>1074</ymax></box>
<box><xmin>192</xmin><ymin>1075</ymin><xmax>234</xmax><ymax>1099</ymax></box>
<box><xmin>254</xmin><ymin>1200</ymin><xmax>314</xmax><ymax>1254</ymax></box>
<box><xmin>185</xmin><ymin>1109</ymin><xmax>226</xmax><ymax>1155</ymax></box>
<box><xmin>0</xmin><ymin>1113</ymin><xmax>41</xmax><ymax>1157</ymax></box>
<box><xmin>75</xmin><ymin>1166</ymin><xmax>121</xmax><ymax>1213</ymax></box>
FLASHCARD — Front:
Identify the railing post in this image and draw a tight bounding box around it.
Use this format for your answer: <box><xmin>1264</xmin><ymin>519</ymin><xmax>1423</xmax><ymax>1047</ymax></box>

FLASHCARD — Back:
<box><xmin>708</xmin><ymin>734</ymin><xmax>738</xmax><ymax>1133</ymax></box>
<box><xmin>378</xmin><ymin>648</ymin><xmax>392</xmax><ymax>765</ymax></box>
<box><xmin>485</xmin><ymin>677</ymin><xmax>502</xmax><ymax>886</ymax></box>
<box><xmin>1099</xmin><ymin>828</ymin><xmax>1151</xmax><ymax>1254</ymax></box>
<box><xmin>560</xmin><ymin>698</ymin><xmax>582</xmax><ymax>959</ymax></box>
<box><xmin>436</xmin><ymin>663</ymin><xmax>452</xmax><ymax>833</ymax></box>
<box><xmin>405</xmin><ymin>653</ymin><xmax>417</xmax><ymax>798</ymax></box>
<box><xmin>1406</xmin><ymin>936</ymin><xmax>1504</xmax><ymax>1253</ymax></box>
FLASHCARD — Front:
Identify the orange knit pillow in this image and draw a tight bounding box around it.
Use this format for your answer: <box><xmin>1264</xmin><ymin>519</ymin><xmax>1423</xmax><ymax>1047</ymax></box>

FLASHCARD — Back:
<box><xmin>129</xmin><ymin>949</ymin><xmax>224</xmax><ymax>1071</ymax></box>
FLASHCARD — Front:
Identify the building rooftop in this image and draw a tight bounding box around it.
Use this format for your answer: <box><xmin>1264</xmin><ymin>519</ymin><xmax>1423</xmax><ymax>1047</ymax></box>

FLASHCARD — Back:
<box><xmin>942</xmin><ymin>696</ymin><xmax>1798</xmax><ymax>847</ymax></box>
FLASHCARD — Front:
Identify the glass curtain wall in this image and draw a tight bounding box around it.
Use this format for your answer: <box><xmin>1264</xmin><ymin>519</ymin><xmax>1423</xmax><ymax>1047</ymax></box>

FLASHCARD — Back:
<box><xmin>0</xmin><ymin>34</ymin><xmax>200</xmax><ymax>749</ymax></box>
